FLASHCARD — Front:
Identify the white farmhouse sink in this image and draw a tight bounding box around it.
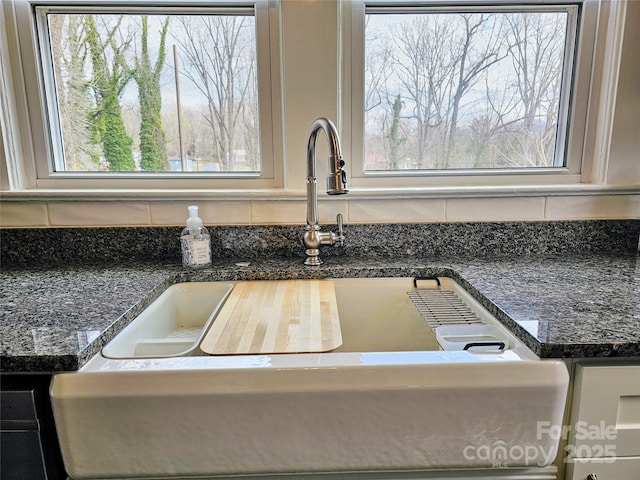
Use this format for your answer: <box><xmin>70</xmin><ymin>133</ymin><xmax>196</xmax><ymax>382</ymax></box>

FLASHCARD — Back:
<box><xmin>51</xmin><ymin>277</ymin><xmax>569</xmax><ymax>480</ymax></box>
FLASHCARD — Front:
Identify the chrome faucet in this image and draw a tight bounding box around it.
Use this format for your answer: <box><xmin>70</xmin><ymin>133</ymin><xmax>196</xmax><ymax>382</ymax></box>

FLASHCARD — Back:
<box><xmin>303</xmin><ymin>118</ymin><xmax>348</xmax><ymax>266</ymax></box>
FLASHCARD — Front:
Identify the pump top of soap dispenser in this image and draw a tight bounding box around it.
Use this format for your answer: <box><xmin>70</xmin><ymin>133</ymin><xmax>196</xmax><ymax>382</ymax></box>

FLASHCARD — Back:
<box><xmin>186</xmin><ymin>205</ymin><xmax>203</xmax><ymax>232</ymax></box>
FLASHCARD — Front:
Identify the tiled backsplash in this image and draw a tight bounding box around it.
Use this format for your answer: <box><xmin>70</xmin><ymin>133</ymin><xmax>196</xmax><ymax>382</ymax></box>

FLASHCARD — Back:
<box><xmin>1</xmin><ymin>194</ymin><xmax>639</xmax><ymax>227</ymax></box>
<box><xmin>1</xmin><ymin>220</ymin><xmax>638</xmax><ymax>267</ymax></box>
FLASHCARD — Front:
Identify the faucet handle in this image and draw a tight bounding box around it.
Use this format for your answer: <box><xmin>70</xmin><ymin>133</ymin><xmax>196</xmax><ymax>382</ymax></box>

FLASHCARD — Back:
<box><xmin>335</xmin><ymin>213</ymin><xmax>345</xmax><ymax>247</ymax></box>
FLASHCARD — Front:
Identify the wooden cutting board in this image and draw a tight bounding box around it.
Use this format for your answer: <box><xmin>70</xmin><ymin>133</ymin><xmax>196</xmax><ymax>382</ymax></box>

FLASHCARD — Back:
<box><xmin>200</xmin><ymin>280</ymin><xmax>342</xmax><ymax>355</ymax></box>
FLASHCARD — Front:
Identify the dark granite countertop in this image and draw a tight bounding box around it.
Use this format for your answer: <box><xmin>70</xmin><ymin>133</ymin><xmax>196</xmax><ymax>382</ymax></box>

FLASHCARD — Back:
<box><xmin>1</xmin><ymin>253</ymin><xmax>638</xmax><ymax>372</ymax></box>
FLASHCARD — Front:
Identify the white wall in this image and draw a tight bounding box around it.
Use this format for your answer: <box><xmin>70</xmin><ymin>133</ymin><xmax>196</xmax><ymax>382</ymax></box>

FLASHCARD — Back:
<box><xmin>607</xmin><ymin>0</ymin><xmax>640</xmax><ymax>186</ymax></box>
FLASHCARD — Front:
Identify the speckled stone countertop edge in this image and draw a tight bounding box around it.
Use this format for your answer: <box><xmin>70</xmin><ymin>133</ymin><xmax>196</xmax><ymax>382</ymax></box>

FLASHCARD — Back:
<box><xmin>2</xmin><ymin>255</ymin><xmax>639</xmax><ymax>373</ymax></box>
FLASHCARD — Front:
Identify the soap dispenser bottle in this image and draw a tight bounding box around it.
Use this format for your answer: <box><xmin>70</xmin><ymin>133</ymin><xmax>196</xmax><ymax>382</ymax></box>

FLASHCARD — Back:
<box><xmin>180</xmin><ymin>205</ymin><xmax>211</xmax><ymax>269</ymax></box>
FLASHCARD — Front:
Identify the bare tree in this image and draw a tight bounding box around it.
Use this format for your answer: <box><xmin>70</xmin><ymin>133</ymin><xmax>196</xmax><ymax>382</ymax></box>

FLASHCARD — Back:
<box><xmin>364</xmin><ymin>16</ymin><xmax>394</xmax><ymax>114</ymax></box>
<box><xmin>501</xmin><ymin>12</ymin><xmax>565</xmax><ymax>166</ymax></box>
<box><xmin>368</xmin><ymin>14</ymin><xmax>506</xmax><ymax>169</ymax></box>
<box><xmin>470</xmin><ymin>77</ymin><xmax>522</xmax><ymax>167</ymax></box>
<box><xmin>393</xmin><ymin>15</ymin><xmax>454</xmax><ymax>168</ymax></box>
<box><xmin>173</xmin><ymin>15</ymin><xmax>258</xmax><ymax>171</ymax></box>
<box><xmin>49</xmin><ymin>15</ymin><xmax>98</xmax><ymax>170</ymax></box>
<box><xmin>443</xmin><ymin>14</ymin><xmax>506</xmax><ymax>167</ymax></box>
<box><xmin>364</xmin><ymin>10</ymin><xmax>566</xmax><ymax>170</ymax></box>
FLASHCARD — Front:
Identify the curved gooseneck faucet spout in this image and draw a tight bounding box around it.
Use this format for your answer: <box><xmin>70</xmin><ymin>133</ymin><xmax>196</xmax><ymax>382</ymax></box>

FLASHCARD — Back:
<box><xmin>303</xmin><ymin>118</ymin><xmax>348</xmax><ymax>266</ymax></box>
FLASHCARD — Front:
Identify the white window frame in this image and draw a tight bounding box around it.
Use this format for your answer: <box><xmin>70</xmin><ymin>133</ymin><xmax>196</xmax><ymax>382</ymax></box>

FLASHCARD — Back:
<box><xmin>2</xmin><ymin>0</ymin><xmax>283</xmax><ymax>190</ymax></box>
<box><xmin>1</xmin><ymin>0</ymin><xmax>628</xmax><ymax>198</ymax></box>
<box><xmin>341</xmin><ymin>0</ymin><xmax>614</xmax><ymax>188</ymax></box>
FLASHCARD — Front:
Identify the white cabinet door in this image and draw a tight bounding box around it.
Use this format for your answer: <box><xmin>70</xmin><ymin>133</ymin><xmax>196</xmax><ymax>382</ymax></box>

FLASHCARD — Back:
<box><xmin>566</xmin><ymin>456</ymin><xmax>640</xmax><ymax>480</ymax></box>
<box><xmin>569</xmin><ymin>364</ymin><xmax>640</xmax><ymax>458</ymax></box>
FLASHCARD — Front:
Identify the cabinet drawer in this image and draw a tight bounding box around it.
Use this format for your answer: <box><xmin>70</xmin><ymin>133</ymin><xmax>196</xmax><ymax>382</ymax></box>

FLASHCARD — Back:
<box><xmin>1</xmin><ymin>375</ymin><xmax>67</xmax><ymax>480</ymax></box>
<box><xmin>1</xmin><ymin>391</ymin><xmax>47</xmax><ymax>479</ymax></box>
<box><xmin>569</xmin><ymin>364</ymin><xmax>640</xmax><ymax>458</ymax></box>
<box><xmin>0</xmin><ymin>390</ymin><xmax>37</xmax><ymax>421</ymax></box>
<box><xmin>0</xmin><ymin>430</ymin><xmax>47</xmax><ymax>480</ymax></box>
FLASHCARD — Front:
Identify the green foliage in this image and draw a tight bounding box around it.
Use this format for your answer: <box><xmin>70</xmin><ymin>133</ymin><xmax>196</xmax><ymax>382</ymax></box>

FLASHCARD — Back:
<box><xmin>139</xmin><ymin>115</ymin><xmax>167</xmax><ymax>171</ymax></box>
<box><xmin>102</xmin><ymin>98</ymin><xmax>135</xmax><ymax>171</ymax></box>
<box><xmin>85</xmin><ymin>15</ymin><xmax>135</xmax><ymax>172</ymax></box>
<box><xmin>135</xmin><ymin>16</ymin><xmax>169</xmax><ymax>171</ymax></box>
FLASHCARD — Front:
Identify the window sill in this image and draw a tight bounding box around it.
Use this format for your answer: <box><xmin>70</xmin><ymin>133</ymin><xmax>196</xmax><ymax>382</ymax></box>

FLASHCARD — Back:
<box><xmin>0</xmin><ymin>183</ymin><xmax>638</xmax><ymax>203</ymax></box>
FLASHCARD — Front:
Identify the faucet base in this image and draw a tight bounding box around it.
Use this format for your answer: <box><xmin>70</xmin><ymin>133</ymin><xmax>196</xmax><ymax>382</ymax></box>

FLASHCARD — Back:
<box><xmin>304</xmin><ymin>249</ymin><xmax>322</xmax><ymax>266</ymax></box>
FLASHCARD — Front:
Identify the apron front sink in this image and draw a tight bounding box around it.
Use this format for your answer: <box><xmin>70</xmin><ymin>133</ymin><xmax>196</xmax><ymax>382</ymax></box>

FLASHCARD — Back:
<box><xmin>51</xmin><ymin>277</ymin><xmax>569</xmax><ymax>479</ymax></box>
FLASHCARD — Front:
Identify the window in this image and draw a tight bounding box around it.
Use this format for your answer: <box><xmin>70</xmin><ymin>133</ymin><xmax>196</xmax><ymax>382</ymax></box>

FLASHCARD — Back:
<box><xmin>43</xmin><ymin>11</ymin><xmax>259</xmax><ymax>174</ymax></box>
<box><xmin>346</xmin><ymin>0</ymin><xmax>602</xmax><ymax>186</ymax></box>
<box><xmin>7</xmin><ymin>0</ymin><xmax>282</xmax><ymax>189</ymax></box>
<box><xmin>1</xmin><ymin>0</ymin><xmax>624</xmax><ymax>194</ymax></box>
